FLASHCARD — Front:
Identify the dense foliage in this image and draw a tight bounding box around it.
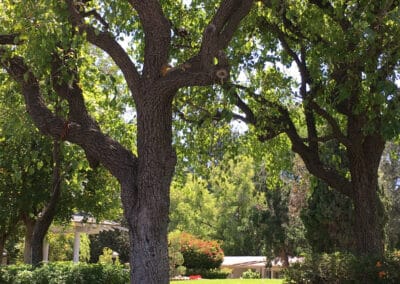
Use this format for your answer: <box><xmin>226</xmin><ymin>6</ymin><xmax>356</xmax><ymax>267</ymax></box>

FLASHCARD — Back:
<box><xmin>89</xmin><ymin>229</ymin><xmax>130</xmax><ymax>264</ymax></box>
<box><xmin>301</xmin><ymin>180</ymin><xmax>355</xmax><ymax>253</ymax></box>
<box><xmin>176</xmin><ymin>232</ymin><xmax>224</xmax><ymax>270</ymax></box>
<box><xmin>284</xmin><ymin>251</ymin><xmax>400</xmax><ymax>284</ymax></box>
<box><xmin>0</xmin><ymin>262</ymin><xmax>129</xmax><ymax>284</ymax></box>
<box><xmin>1</xmin><ymin>0</ymin><xmax>400</xmax><ymax>282</ymax></box>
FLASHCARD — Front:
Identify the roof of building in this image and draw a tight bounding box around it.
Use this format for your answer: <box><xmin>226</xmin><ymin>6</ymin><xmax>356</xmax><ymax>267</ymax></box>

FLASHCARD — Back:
<box><xmin>221</xmin><ymin>256</ymin><xmax>303</xmax><ymax>268</ymax></box>
<box><xmin>50</xmin><ymin>213</ymin><xmax>128</xmax><ymax>235</ymax></box>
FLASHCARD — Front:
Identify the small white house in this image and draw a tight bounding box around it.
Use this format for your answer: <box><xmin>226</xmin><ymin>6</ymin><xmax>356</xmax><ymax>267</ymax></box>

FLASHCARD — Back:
<box><xmin>221</xmin><ymin>256</ymin><xmax>303</xmax><ymax>279</ymax></box>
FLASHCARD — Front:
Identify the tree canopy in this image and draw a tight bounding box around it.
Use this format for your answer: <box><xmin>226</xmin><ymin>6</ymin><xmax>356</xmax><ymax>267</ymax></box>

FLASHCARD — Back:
<box><xmin>1</xmin><ymin>1</ymin><xmax>400</xmax><ymax>282</ymax></box>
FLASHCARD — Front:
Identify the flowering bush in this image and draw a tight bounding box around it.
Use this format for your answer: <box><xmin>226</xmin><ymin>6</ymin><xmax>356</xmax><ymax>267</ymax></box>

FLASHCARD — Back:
<box><xmin>176</xmin><ymin>232</ymin><xmax>224</xmax><ymax>270</ymax></box>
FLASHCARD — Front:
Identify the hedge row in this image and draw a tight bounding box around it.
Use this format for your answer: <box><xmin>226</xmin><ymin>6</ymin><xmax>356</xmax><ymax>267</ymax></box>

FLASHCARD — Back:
<box><xmin>284</xmin><ymin>251</ymin><xmax>400</xmax><ymax>284</ymax></box>
<box><xmin>185</xmin><ymin>268</ymin><xmax>231</xmax><ymax>279</ymax></box>
<box><xmin>0</xmin><ymin>262</ymin><xmax>129</xmax><ymax>284</ymax></box>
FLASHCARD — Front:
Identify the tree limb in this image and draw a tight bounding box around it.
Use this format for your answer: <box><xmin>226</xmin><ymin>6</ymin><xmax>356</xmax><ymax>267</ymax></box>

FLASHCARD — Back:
<box><xmin>65</xmin><ymin>0</ymin><xmax>141</xmax><ymax>96</ymax></box>
<box><xmin>0</xmin><ymin>50</ymin><xmax>137</xmax><ymax>182</ymax></box>
<box><xmin>229</xmin><ymin>83</ymin><xmax>352</xmax><ymax>196</ymax></box>
<box><xmin>128</xmin><ymin>0</ymin><xmax>171</xmax><ymax>79</ymax></box>
<box><xmin>308</xmin><ymin>100</ymin><xmax>351</xmax><ymax>147</ymax></box>
<box><xmin>159</xmin><ymin>0</ymin><xmax>254</xmax><ymax>91</ymax></box>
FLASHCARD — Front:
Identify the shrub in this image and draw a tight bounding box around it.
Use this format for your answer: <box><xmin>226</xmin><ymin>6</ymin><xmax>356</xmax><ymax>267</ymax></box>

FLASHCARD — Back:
<box><xmin>0</xmin><ymin>262</ymin><xmax>129</xmax><ymax>284</ymax></box>
<box><xmin>242</xmin><ymin>269</ymin><xmax>261</xmax><ymax>279</ymax></box>
<box><xmin>89</xmin><ymin>228</ymin><xmax>130</xmax><ymax>264</ymax></box>
<box><xmin>177</xmin><ymin>232</ymin><xmax>224</xmax><ymax>269</ymax></box>
<box><xmin>98</xmin><ymin>247</ymin><xmax>120</xmax><ymax>265</ymax></box>
<box><xmin>284</xmin><ymin>251</ymin><xmax>400</xmax><ymax>284</ymax></box>
<box><xmin>0</xmin><ymin>264</ymin><xmax>33</xmax><ymax>283</ymax></box>
<box><xmin>186</xmin><ymin>268</ymin><xmax>231</xmax><ymax>279</ymax></box>
<box><xmin>169</xmin><ymin>232</ymin><xmax>186</xmax><ymax>277</ymax></box>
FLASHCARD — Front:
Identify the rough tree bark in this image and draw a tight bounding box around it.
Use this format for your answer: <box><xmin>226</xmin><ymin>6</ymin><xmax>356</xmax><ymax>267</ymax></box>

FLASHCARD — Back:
<box><xmin>1</xmin><ymin>1</ymin><xmax>254</xmax><ymax>282</ymax></box>
<box><xmin>347</xmin><ymin>130</ymin><xmax>386</xmax><ymax>255</ymax></box>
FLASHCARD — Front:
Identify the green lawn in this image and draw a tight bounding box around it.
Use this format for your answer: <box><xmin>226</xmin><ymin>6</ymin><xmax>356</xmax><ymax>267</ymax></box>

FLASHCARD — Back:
<box><xmin>170</xmin><ymin>280</ymin><xmax>284</xmax><ymax>284</ymax></box>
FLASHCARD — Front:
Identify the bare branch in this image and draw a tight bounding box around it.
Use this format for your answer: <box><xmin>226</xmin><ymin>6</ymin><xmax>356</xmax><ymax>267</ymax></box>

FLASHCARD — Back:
<box><xmin>222</xmin><ymin>84</ymin><xmax>256</xmax><ymax>125</ymax></box>
<box><xmin>300</xmin><ymin>134</ymin><xmax>337</xmax><ymax>143</ymax></box>
<box><xmin>156</xmin><ymin>64</ymin><xmax>229</xmax><ymax>92</ymax></box>
<box><xmin>50</xmin><ymin>54</ymin><xmax>99</xmax><ymax>130</ymax></box>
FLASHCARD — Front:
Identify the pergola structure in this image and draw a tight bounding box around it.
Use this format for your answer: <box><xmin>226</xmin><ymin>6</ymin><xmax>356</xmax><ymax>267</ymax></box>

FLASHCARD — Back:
<box><xmin>46</xmin><ymin>214</ymin><xmax>127</xmax><ymax>263</ymax></box>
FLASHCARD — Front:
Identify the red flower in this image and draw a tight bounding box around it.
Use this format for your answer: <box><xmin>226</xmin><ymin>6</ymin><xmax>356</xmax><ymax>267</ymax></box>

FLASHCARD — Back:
<box><xmin>378</xmin><ymin>271</ymin><xmax>386</xmax><ymax>278</ymax></box>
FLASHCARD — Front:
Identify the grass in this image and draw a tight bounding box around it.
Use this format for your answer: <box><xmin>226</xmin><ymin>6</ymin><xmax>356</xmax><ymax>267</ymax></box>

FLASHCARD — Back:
<box><xmin>170</xmin><ymin>280</ymin><xmax>284</xmax><ymax>284</ymax></box>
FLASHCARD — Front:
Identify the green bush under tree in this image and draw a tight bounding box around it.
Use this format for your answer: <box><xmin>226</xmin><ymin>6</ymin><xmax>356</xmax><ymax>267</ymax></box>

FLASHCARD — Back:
<box><xmin>284</xmin><ymin>251</ymin><xmax>400</xmax><ymax>283</ymax></box>
<box><xmin>0</xmin><ymin>262</ymin><xmax>129</xmax><ymax>284</ymax></box>
<box><xmin>242</xmin><ymin>269</ymin><xmax>261</xmax><ymax>279</ymax></box>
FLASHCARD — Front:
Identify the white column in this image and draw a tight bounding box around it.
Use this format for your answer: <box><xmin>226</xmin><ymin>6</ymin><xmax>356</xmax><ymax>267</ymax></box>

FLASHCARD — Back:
<box><xmin>42</xmin><ymin>238</ymin><xmax>49</xmax><ymax>263</ymax></box>
<box><xmin>73</xmin><ymin>231</ymin><xmax>81</xmax><ymax>263</ymax></box>
<box><xmin>271</xmin><ymin>269</ymin><xmax>275</xmax><ymax>279</ymax></box>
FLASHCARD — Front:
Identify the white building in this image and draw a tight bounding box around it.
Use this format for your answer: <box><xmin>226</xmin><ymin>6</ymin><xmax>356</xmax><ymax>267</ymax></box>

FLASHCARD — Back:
<box><xmin>221</xmin><ymin>256</ymin><xmax>303</xmax><ymax>279</ymax></box>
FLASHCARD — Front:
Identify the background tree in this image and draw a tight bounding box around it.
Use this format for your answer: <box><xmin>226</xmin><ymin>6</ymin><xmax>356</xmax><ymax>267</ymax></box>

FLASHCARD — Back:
<box><xmin>0</xmin><ymin>1</ymin><xmax>254</xmax><ymax>282</ymax></box>
<box><xmin>301</xmin><ymin>180</ymin><xmax>355</xmax><ymax>254</ymax></box>
<box><xmin>251</xmin><ymin>154</ymin><xmax>309</xmax><ymax>267</ymax></box>
<box><xmin>169</xmin><ymin>175</ymin><xmax>218</xmax><ymax>239</ymax></box>
<box><xmin>210</xmin><ymin>155</ymin><xmax>264</xmax><ymax>255</ymax></box>
<box><xmin>225</xmin><ymin>0</ymin><xmax>400</xmax><ymax>256</ymax></box>
<box><xmin>0</xmin><ymin>82</ymin><xmax>56</xmax><ymax>264</ymax></box>
<box><xmin>300</xmin><ymin>138</ymin><xmax>355</xmax><ymax>254</ymax></box>
<box><xmin>0</xmin><ymin>73</ymin><xmax>122</xmax><ymax>265</ymax></box>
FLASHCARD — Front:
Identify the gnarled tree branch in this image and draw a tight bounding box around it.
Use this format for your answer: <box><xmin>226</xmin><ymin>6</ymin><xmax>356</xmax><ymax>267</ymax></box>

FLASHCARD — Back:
<box><xmin>65</xmin><ymin>0</ymin><xmax>141</xmax><ymax>96</ymax></box>
<box><xmin>0</xmin><ymin>50</ymin><xmax>137</xmax><ymax>183</ymax></box>
<box><xmin>228</xmin><ymin>83</ymin><xmax>352</xmax><ymax>196</ymax></box>
<box><xmin>128</xmin><ymin>0</ymin><xmax>171</xmax><ymax>79</ymax></box>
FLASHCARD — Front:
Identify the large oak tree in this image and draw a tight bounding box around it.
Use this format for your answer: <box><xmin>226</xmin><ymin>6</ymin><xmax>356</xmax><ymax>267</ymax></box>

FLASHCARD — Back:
<box><xmin>228</xmin><ymin>0</ymin><xmax>400</xmax><ymax>256</ymax></box>
<box><xmin>0</xmin><ymin>0</ymin><xmax>253</xmax><ymax>282</ymax></box>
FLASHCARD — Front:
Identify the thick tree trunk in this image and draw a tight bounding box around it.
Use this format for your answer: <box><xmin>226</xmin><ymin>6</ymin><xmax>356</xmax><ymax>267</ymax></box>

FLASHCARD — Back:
<box><xmin>350</xmin><ymin>163</ymin><xmax>384</xmax><ymax>256</ymax></box>
<box><xmin>122</xmin><ymin>93</ymin><xmax>176</xmax><ymax>284</ymax></box>
<box><xmin>280</xmin><ymin>249</ymin><xmax>289</xmax><ymax>268</ymax></box>
<box><xmin>348</xmin><ymin>135</ymin><xmax>385</xmax><ymax>256</ymax></box>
